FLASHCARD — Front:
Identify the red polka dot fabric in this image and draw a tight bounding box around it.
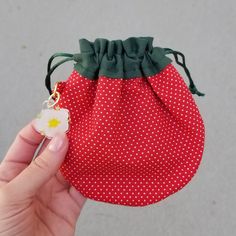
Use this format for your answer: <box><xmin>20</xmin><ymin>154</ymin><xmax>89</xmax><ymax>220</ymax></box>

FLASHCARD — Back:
<box><xmin>53</xmin><ymin>63</ymin><xmax>205</xmax><ymax>207</ymax></box>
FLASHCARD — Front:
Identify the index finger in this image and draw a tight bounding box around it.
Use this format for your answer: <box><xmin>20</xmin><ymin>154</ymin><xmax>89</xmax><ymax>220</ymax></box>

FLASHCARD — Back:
<box><xmin>2</xmin><ymin>119</ymin><xmax>45</xmax><ymax>165</ymax></box>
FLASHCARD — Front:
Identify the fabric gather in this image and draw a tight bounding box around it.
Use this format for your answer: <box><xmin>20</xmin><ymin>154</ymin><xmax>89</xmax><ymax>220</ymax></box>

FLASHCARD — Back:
<box><xmin>74</xmin><ymin>37</ymin><xmax>172</xmax><ymax>79</ymax></box>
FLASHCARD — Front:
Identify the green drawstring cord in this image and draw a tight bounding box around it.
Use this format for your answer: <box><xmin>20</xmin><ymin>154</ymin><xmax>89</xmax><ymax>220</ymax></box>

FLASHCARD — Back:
<box><xmin>45</xmin><ymin>49</ymin><xmax>205</xmax><ymax>96</ymax></box>
<box><xmin>45</xmin><ymin>52</ymin><xmax>79</xmax><ymax>95</ymax></box>
<box><xmin>163</xmin><ymin>48</ymin><xmax>205</xmax><ymax>96</ymax></box>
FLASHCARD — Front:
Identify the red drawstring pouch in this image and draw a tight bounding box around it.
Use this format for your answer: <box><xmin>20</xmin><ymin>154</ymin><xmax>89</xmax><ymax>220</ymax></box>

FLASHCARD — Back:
<box><xmin>35</xmin><ymin>37</ymin><xmax>205</xmax><ymax>207</ymax></box>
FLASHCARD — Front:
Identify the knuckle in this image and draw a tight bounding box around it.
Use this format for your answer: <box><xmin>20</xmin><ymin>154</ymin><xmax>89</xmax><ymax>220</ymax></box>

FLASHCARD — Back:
<box><xmin>32</xmin><ymin>156</ymin><xmax>50</xmax><ymax>173</ymax></box>
<box><xmin>0</xmin><ymin>163</ymin><xmax>19</xmax><ymax>184</ymax></box>
<box><xmin>17</xmin><ymin>132</ymin><xmax>38</xmax><ymax>147</ymax></box>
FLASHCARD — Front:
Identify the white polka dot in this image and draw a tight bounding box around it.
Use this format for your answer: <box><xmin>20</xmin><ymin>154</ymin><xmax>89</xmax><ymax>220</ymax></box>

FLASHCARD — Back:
<box><xmin>53</xmin><ymin>63</ymin><xmax>205</xmax><ymax>207</ymax></box>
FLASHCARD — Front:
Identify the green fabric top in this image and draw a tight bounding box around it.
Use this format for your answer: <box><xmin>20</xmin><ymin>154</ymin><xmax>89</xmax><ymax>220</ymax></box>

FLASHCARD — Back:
<box><xmin>73</xmin><ymin>37</ymin><xmax>172</xmax><ymax>79</ymax></box>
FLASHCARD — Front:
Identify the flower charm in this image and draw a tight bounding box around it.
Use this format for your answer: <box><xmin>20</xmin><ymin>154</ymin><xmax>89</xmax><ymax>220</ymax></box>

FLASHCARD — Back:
<box><xmin>34</xmin><ymin>108</ymin><xmax>70</xmax><ymax>139</ymax></box>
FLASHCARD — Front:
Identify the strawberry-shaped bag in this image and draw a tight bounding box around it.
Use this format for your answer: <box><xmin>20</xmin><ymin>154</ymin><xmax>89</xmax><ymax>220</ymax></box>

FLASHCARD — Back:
<box><xmin>38</xmin><ymin>37</ymin><xmax>205</xmax><ymax>207</ymax></box>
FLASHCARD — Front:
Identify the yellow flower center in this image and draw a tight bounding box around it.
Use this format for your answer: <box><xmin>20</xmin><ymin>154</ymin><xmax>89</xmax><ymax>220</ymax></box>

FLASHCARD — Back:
<box><xmin>48</xmin><ymin>118</ymin><xmax>61</xmax><ymax>128</ymax></box>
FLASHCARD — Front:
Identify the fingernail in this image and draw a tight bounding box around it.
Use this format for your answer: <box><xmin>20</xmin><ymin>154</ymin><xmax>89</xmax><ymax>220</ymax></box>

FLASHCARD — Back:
<box><xmin>48</xmin><ymin>133</ymin><xmax>65</xmax><ymax>152</ymax></box>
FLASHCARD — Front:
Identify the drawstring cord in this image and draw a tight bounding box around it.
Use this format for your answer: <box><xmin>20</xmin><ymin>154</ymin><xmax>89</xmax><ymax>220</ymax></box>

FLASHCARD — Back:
<box><xmin>164</xmin><ymin>48</ymin><xmax>205</xmax><ymax>96</ymax></box>
<box><xmin>45</xmin><ymin>53</ymin><xmax>78</xmax><ymax>95</ymax></box>
<box><xmin>45</xmin><ymin>49</ymin><xmax>205</xmax><ymax>96</ymax></box>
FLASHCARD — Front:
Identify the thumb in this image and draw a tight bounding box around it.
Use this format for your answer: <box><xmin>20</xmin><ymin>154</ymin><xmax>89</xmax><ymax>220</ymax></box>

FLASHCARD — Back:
<box><xmin>6</xmin><ymin>132</ymin><xmax>69</xmax><ymax>198</ymax></box>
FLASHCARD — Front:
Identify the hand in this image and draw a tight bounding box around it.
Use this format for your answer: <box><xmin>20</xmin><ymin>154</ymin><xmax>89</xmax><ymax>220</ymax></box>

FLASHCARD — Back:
<box><xmin>0</xmin><ymin>119</ymin><xmax>87</xmax><ymax>236</ymax></box>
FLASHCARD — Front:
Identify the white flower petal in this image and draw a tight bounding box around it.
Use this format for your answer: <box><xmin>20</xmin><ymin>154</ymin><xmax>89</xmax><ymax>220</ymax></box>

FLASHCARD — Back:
<box><xmin>34</xmin><ymin>108</ymin><xmax>70</xmax><ymax>138</ymax></box>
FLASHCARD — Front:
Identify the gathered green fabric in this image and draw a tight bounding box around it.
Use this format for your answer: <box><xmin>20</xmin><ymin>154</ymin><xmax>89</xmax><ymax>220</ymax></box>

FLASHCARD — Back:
<box><xmin>74</xmin><ymin>37</ymin><xmax>172</xmax><ymax>79</ymax></box>
<box><xmin>45</xmin><ymin>36</ymin><xmax>205</xmax><ymax>97</ymax></box>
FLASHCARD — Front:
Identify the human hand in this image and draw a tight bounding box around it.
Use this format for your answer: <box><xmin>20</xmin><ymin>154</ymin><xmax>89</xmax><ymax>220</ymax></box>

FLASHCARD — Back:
<box><xmin>0</xmin><ymin>119</ymin><xmax>87</xmax><ymax>236</ymax></box>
